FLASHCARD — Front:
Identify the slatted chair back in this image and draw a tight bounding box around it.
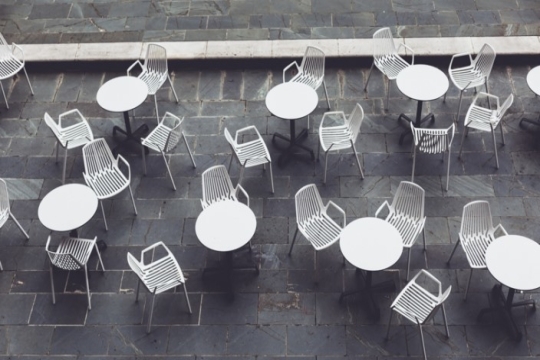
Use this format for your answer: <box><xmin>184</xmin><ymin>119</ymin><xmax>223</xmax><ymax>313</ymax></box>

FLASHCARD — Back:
<box><xmin>0</xmin><ymin>179</ymin><xmax>10</xmax><ymax>226</ymax></box>
<box><xmin>298</xmin><ymin>46</ymin><xmax>326</xmax><ymax>89</ymax></box>
<box><xmin>460</xmin><ymin>200</ymin><xmax>494</xmax><ymax>254</ymax></box>
<box><xmin>497</xmin><ymin>93</ymin><xmax>514</xmax><ymax>120</ymax></box>
<box><xmin>201</xmin><ymin>165</ymin><xmax>237</xmax><ymax>208</ymax></box>
<box><xmin>373</xmin><ymin>27</ymin><xmax>398</xmax><ymax>65</ymax></box>
<box><xmin>82</xmin><ymin>138</ymin><xmax>114</xmax><ymax>178</ymax></box>
<box><xmin>0</xmin><ymin>33</ymin><xmax>10</xmax><ymax>61</ymax></box>
<box><xmin>45</xmin><ymin>236</ymin><xmax>81</xmax><ymax>271</ymax></box>
<box><xmin>347</xmin><ymin>103</ymin><xmax>365</xmax><ymax>142</ymax></box>
<box><xmin>44</xmin><ymin>112</ymin><xmax>61</xmax><ymax>139</ymax></box>
<box><xmin>295</xmin><ymin>184</ymin><xmax>324</xmax><ymax>230</ymax></box>
<box><xmin>473</xmin><ymin>44</ymin><xmax>496</xmax><ymax>80</ymax></box>
<box><xmin>144</xmin><ymin>44</ymin><xmax>168</xmax><ymax>84</ymax></box>
<box><xmin>162</xmin><ymin>113</ymin><xmax>183</xmax><ymax>153</ymax></box>
<box><xmin>391</xmin><ymin>181</ymin><xmax>425</xmax><ymax>223</ymax></box>
<box><xmin>411</xmin><ymin>124</ymin><xmax>455</xmax><ymax>155</ymax></box>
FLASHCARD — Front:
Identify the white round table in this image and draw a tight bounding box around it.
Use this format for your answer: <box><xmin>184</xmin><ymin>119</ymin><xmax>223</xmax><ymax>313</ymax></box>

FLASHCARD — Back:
<box><xmin>520</xmin><ymin>66</ymin><xmax>540</xmax><ymax>128</ymax></box>
<box><xmin>38</xmin><ymin>184</ymin><xmax>98</xmax><ymax>232</ymax></box>
<box><xmin>266</xmin><ymin>82</ymin><xmax>318</xmax><ymax>167</ymax></box>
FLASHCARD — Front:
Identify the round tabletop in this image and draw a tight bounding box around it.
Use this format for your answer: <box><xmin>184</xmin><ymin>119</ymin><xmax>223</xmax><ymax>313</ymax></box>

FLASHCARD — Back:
<box><xmin>527</xmin><ymin>66</ymin><xmax>540</xmax><ymax>96</ymax></box>
<box><xmin>96</xmin><ymin>76</ymin><xmax>148</xmax><ymax>113</ymax></box>
<box><xmin>265</xmin><ymin>82</ymin><xmax>318</xmax><ymax>120</ymax></box>
<box><xmin>38</xmin><ymin>184</ymin><xmax>99</xmax><ymax>232</ymax></box>
<box><xmin>340</xmin><ymin>217</ymin><xmax>403</xmax><ymax>272</ymax></box>
<box><xmin>195</xmin><ymin>200</ymin><xmax>257</xmax><ymax>252</ymax></box>
<box><xmin>486</xmin><ymin>235</ymin><xmax>540</xmax><ymax>291</ymax></box>
<box><xmin>397</xmin><ymin>64</ymin><xmax>449</xmax><ymax>102</ymax></box>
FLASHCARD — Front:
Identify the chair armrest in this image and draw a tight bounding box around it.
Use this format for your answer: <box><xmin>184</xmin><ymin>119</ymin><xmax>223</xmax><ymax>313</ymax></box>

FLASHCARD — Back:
<box><xmin>448</xmin><ymin>52</ymin><xmax>472</xmax><ymax>70</ymax></box>
<box><xmin>476</xmin><ymin>92</ymin><xmax>501</xmax><ymax>109</ymax></box>
<box><xmin>325</xmin><ymin>200</ymin><xmax>346</xmax><ymax>228</ymax></box>
<box><xmin>375</xmin><ymin>200</ymin><xmax>391</xmax><ymax>218</ymax></box>
<box><xmin>11</xmin><ymin>43</ymin><xmax>25</xmax><ymax>61</ymax></box>
<box><xmin>242</xmin><ymin>155</ymin><xmax>268</xmax><ymax>167</ymax></box>
<box><xmin>493</xmin><ymin>223</ymin><xmax>508</xmax><ymax>237</ymax></box>
<box><xmin>320</xmin><ymin>111</ymin><xmax>347</xmax><ymax>128</ymax></box>
<box><xmin>235</xmin><ymin>184</ymin><xmax>250</xmax><ymax>207</ymax></box>
<box><xmin>397</xmin><ymin>43</ymin><xmax>415</xmax><ymax>65</ymax></box>
<box><xmin>283</xmin><ymin>61</ymin><xmax>300</xmax><ymax>83</ymax></box>
<box><xmin>116</xmin><ymin>154</ymin><xmax>132</xmax><ymax>182</ymax></box>
<box><xmin>127</xmin><ymin>60</ymin><xmax>144</xmax><ymax>76</ymax></box>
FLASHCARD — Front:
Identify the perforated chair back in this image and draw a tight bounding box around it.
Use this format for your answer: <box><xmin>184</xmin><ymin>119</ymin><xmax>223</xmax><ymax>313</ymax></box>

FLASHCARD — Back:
<box><xmin>201</xmin><ymin>165</ymin><xmax>237</xmax><ymax>208</ymax></box>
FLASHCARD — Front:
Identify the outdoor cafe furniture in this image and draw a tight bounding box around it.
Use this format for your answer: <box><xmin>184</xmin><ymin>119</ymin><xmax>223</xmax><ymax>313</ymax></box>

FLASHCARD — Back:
<box><xmin>520</xmin><ymin>65</ymin><xmax>540</xmax><ymax>129</ymax></box>
<box><xmin>82</xmin><ymin>138</ymin><xmax>138</xmax><ymax>231</ymax></box>
<box><xmin>224</xmin><ymin>125</ymin><xmax>274</xmax><ymax>193</ymax></box>
<box><xmin>96</xmin><ymin>75</ymin><xmax>149</xmax><ymax>155</ymax></box>
<box><xmin>141</xmin><ymin>112</ymin><xmax>197</xmax><ymax>191</ymax></box>
<box><xmin>0</xmin><ymin>32</ymin><xmax>33</xmax><ymax>109</ymax></box>
<box><xmin>375</xmin><ymin>181</ymin><xmax>426</xmax><ymax>281</ymax></box>
<box><xmin>478</xmin><ymin>235</ymin><xmax>540</xmax><ymax>341</ymax></box>
<box><xmin>447</xmin><ymin>200</ymin><xmax>508</xmax><ymax>301</ymax></box>
<box><xmin>318</xmin><ymin>103</ymin><xmax>365</xmax><ymax>184</ymax></box>
<box><xmin>44</xmin><ymin>110</ymin><xmax>94</xmax><ymax>184</ymax></box>
<box><xmin>411</xmin><ymin>123</ymin><xmax>455</xmax><ymax>191</ymax></box>
<box><xmin>127</xmin><ymin>43</ymin><xmax>179</xmax><ymax>122</ymax></box>
<box><xmin>365</xmin><ymin>27</ymin><xmax>414</xmax><ymax>111</ymax></box>
<box><xmin>266</xmin><ymin>81</ymin><xmax>318</xmax><ymax>167</ymax></box>
<box><xmin>339</xmin><ymin>217</ymin><xmax>402</xmax><ymax>320</ymax></box>
<box><xmin>127</xmin><ymin>241</ymin><xmax>192</xmax><ymax>333</ymax></box>
<box><xmin>45</xmin><ymin>234</ymin><xmax>105</xmax><ymax>310</ymax></box>
<box><xmin>0</xmin><ymin>178</ymin><xmax>29</xmax><ymax>270</ymax></box>
<box><xmin>396</xmin><ymin>64</ymin><xmax>449</xmax><ymax>144</ymax></box>
<box><xmin>445</xmin><ymin>43</ymin><xmax>496</xmax><ymax>124</ymax></box>
<box><xmin>459</xmin><ymin>92</ymin><xmax>513</xmax><ymax>169</ymax></box>
<box><xmin>386</xmin><ymin>269</ymin><xmax>451</xmax><ymax>360</ymax></box>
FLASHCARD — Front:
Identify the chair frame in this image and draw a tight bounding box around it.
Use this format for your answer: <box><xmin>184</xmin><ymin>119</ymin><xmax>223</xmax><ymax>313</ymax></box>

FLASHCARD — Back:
<box><xmin>201</xmin><ymin>165</ymin><xmax>250</xmax><ymax>209</ymax></box>
<box><xmin>0</xmin><ymin>32</ymin><xmax>34</xmax><ymax>109</ymax></box>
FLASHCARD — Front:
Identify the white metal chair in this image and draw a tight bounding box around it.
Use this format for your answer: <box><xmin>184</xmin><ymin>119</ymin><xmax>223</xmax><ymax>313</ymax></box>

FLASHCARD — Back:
<box><xmin>318</xmin><ymin>103</ymin><xmax>365</xmax><ymax>184</ymax></box>
<box><xmin>364</xmin><ymin>27</ymin><xmax>414</xmax><ymax>111</ymax></box>
<box><xmin>0</xmin><ymin>178</ymin><xmax>29</xmax><ymax>270</ymax></box>
<box><xmin>459</xmin><ymin>92</ymin><xmax>513</xmax><ymax>169</ymax></box>
<box><xmin>127</xmin><ymin>241</ymin><xmax>192</xmax><ymax>333</ymax></box>
<box><xmin>44</xmin><ymin>110</ymin><xmax>94</xmax><ymax>184</ymax></box>
<box><xmin>386</xmin><ymin>269</ymin><xmax>451</xmax><ymax>360</ymax></box>
<box><xmin>447</xmin><ymin>200</ymin><xmax>508</xmax><ymax>301</ymax></box>
<box><xmin>127</xmin><ymin>43</ymin><xmax>179</xmax><ymax>122</ymax></box>
<box><xmin>411</xmin><ymin>123</ymin><xmax>455</xmax><ymax>191</ymax></box>
<box><xmin>82</xmin><ymin>138</ymin><xmax>137</xmax><ymax>231</ymax></box>
<box><xmin>0</xmin><ymin>32</ymin><xmax>34</xmax><ymax>109</ymax></box>
<box><xmin>283</xmin><ymin>45</ymin><xmax>330</xmax><ymax>111</ymax></box>
<box><xmin>375</xmin><ymin>181</ymin><xmax>426</xmax><ymax>281</ymax></box>
<box><xmin>45</xmin><ymin>235</ymin><xmax>105</xmax><ymax>310</ymax></box>
<box><xmin>224</xmin><ymin>125</ymin><xmax>274</xmax><ymax>194</ymax></box>
<box><xmin>445</xmin><ymin>43</ymin><xmax>496</xmax><ymax>123</ymax></box>
<box><xmin>201</xmin><ymin>165</ymin><xmax>249</xmax><ymax>209</ymax></box>
<box><xmin>289</xmin><ymin>184</ymin><xmax>346</xmax><ymax>255</ymax></box>
<box><xmin>141</xmin><ymin>112</ymin><xmax>196</xmax><ymax>191</ymax></box>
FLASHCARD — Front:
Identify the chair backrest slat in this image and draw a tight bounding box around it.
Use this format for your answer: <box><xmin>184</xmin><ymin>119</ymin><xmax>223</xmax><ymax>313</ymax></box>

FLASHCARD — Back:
<box><xmin>295</xmin><ymin>184</ymin><xmax>324</xmax><ymax>227</ymax></box>
<box><xmin>473</xmin><ymin>43</ymin><xmax>496</xmax><ymax>79</ymax></box>
<box><xmin>373</xmin><ymin>27</ymin><xmax>397</xmax><ymax>62</ymax></box>
<box><xmin>201</xmin><ymin>165</ymin><xmax>237</xmax><ymax>207</ymax></box>
<box><xmin>347</xmin><ymin>103</ymin><xmax>365</xmax><ymax>141</ymax></box>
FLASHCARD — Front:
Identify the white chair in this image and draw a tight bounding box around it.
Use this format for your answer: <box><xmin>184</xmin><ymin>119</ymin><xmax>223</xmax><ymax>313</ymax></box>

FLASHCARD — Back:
<box><xmin>45</xmin><ymin>235</ymin><xmax>105</xmax><ymax>310</ymax></box>
<box><xmin>318</xmin><ymin>103</ymin><xmax>365</xmax><ymax>184</ymax></box>
<box><xmin>127</xmin><ymin>43</ymin><xmax>179</xmax><ymax>122</ymax></box>
<box><xmin>375</xmin><ymin>181</ymin><xmax>426</xmax><ymax>281</ymax></box>
<box><xmin>141</xmin><ymin>112</ymin><xmax>196</xmax><ymax>191</ymax></box>
<box><xmin>289</xmin><ymin>184</ymin><xmax>345</xmax><ymax>255</ymax></box>
<box><xmin>127</xmin><ymin>241</ymin><xmax>192</xmax><ymax>333</ymax></box>
<box><xmin>44</xmin><ymin>110</ymin><xmax>94</xmax><ymax>184</ymax></box>
<box><xmin>283</xmin><ymin>45</ymin><xmax>330</xmax><ymax>111</ymax></box>
<box><xmin>0</xmin><ymin>178</ymin><xmax>29</xmax><ymax>270</ymax></box>
<box><xmin>224</xmin><ymin>125</ymin><xmax>274</xmax><ymax>194</ymax></box>
<box><xmin>0</xmin><ymin>32</ymin><xmax>33</xmax><ymax>109</ymax></box>
<box><xmin>364</xmin><ymin>27</ymin><xmax>414</xmax><ymax>111</ymax></box>
<box><xmin>447</xmin><ymin>200</ymin><xmax>508</xmax><ymax>300</ymax></box>
<box><xmin>411</xmin><ymin>123</ymin><xmax>455</xmax><ymax>191</ymax></box>
<box><xmin>459</xmin><ymin>92</ymin><xmax>513</xmax><ymax>169</ymax></box>
<box><xmin>386</xmin><ymin>269</ymin><xmax>451</xmax><ymax>360</ymax></box>
<box><xmin>445</xmin><ymin>43</ymin><xmax>496</xmax><ymax>123</ymax></box>
<box><xmin>82</xmin><ymin>138</ymin><xmax>137</xmax><ymax>231</ymax></box>
<box><xmin>201</xmin><ymin>165</ymin><xmax>249</xmax><ymax>209</ymax></box>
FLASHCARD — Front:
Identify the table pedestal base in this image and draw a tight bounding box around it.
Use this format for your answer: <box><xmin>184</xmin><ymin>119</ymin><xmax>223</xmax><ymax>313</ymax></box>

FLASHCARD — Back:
<box><xmin>397</xmin><ymin>100</ymin><xmax>435</xmax><ymax>145</ymax></box>
<box><xmin>519</xmin><ymin>114</ymin><xmax>540</xmax><ymax>129</ymax></box>
<box><xmin>272</xmin><ymin>119</ymin><xmax>314</xmax><ymax>168</ymax></box>
<box><xmin>339</xmin><ymin>269</ymin><xmax>396</xmax><ymax>320</ymax></box>
<box><xmin>112</xmin><ymin>111</ymin><xmax>149</xmax><ymax>156</ymax></box>
<box><xmin>478</xmin><ymin>285</ymin><xmax>536</xmax><ymax>341</ymax></box>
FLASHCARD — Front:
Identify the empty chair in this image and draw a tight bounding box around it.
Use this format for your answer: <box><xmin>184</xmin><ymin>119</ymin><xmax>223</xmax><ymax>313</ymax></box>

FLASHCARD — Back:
<box><xmin>411</xmin><ymin>123</ymin><xmax>455</xmax><ymax>191</ymax></box>
<box><xmin>224</xmin><ymin>125</ymin><xmax>274</xmax><ymax>194</ymax></box>
<box><xmin>375</xmin><ymin>181</ymin><xmax>426</xmax><ymax>281</ymax></box>
<box><xmin>0</xmin><ymin>178</ymin><xmax>29</xmax><ymax>270</ymax></box>
<box><xmin>459</xmin><ymin>92</ymin><xmax>513</xmax><ymax>169</ymax></box>
<box><xmin>127</xmin><ymin>241</ymin><xmax>192</xmax><ymax>333</ymax></box>
<box><xmin>318</xmin><ymin>103</ymin><xmax>365</xmax><ymax>184</ymax></box>
<box><xmin>364</xmin><ymin>27</ymin><xmax>414</xmax><ymax>111</ymax></box>
<box><xmin>289</xmin><ymin>184</ymin><xmax>346</xmax><ymax>256</ymax></box>
<box><xmin>127</xmin><ymin>43</ymin><xmax>179</xmax><ymax>121</ymax></box>
<box><xmin>82</xmin><ymin>138</ymin><xmax>137</xmax><ymax>231</ymax></box>
<box><xmin>283</xmin><ymin>45</ymin><xmax>330</xmax><ymax>110</ymax></box>
<box><xmin>447</xmin><ymin>200</ymin><xmax>508</xmax><ymax>300</ymax></box>
<box><xmin>141</xmin><ymin>112</ymin><xmax>196</xmax><ymax>191</ymax></box>
<box><xmin>445</xmin><ymin>43</ymin><xmax>496</xmax><ymax>123</ymax></box>
<box><xmin>45</xmin><ymin>235</ymin><xmax>105</xmax><ymax>310</ymax></box>
<box><xmin>44</xmin><ymin>110</ymin><xmax>94</xmax><ymax>184</ymax></box>
<box><xmin>0</xmin><ymin>32</ymin><xmax>34</xmax><ymax>109</ymax></box>
<box><xmin>201</xmin><ymin>165</ymin><xmax>249</xmax><ymax>209</ymax></box>
<box><xmin>386</xmin><ymin>269</ymin><xmax>451</xmax><ymax>360</ymax></box>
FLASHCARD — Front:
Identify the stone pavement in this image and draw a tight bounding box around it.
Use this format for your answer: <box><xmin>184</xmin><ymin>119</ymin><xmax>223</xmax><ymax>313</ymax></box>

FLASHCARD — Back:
<box><xmin>2</xmin><ymin>0</ymin><xmax>540</xmax><ymax>44</ymax></box>
<box><xmin>1</xmin><ymin>57</ymin><xmax>540</xmax><ymax>359</ymax></box>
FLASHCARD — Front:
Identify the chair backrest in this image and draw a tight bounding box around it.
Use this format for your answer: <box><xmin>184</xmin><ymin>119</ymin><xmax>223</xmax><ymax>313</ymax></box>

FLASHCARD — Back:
<box><xmin>299</xmin><ymin>46</ymin><xmax>325</xmax><ymax>86</ymax></box>
<box><xmin>0</xmin><ymin>178</ymin><xmax>11</xmax><ymax>225</ymax></box>
<box><xmin>347</xmin><ymin>103</ymin><xmax>365</xmax><ymax>142</ymax></box>
<box><xmin>45</xmin><ymin>236</ymin><xmax>82</xmax><ymax>271</ymax></box>
<box><xmin>391</xmin><ymin>181</ymin><xmax>425</xmax><ymax>220</ymax></box>
<box><xmin>295</xmin><ymin>184</ymin><xmax>324</xmax><ymax>229</ymax></box>
<box><xmin>82</xmin><ymin>138</ymin><xmax>115</xmax><ymax>177</ymax></box>
<box><xmin>459</xmin><ymin>200</ymin><xmax>494</xmax><ymax>245</ymax></box>
<box><xmin>201</xmin><ymin>165</ymin><xmax>237</xmax><ymax>208</ymax></box>
<box><xmin>161</xmin><ymin>112</ymin><xmax>183</xmax><ymax>153</ymax></box>
<box><xmin>0</xmin><ymin>32</ymin><xmax>10</xmax><ymax>58</ymax></box>
<box><xmin>372</xmin><ymin>27</ymin><xmax>397</xmax><ymax>61</ymax></box>
<box><xmin>411</xmin><ymin>123</ymin><xmax>455</xmax><ymax>154</ymax></box>
<box><xmin>473</xmin><ymin>43</ymin><xmax>496</xmax><ymax>79</ymax></box>
<box><xmin>44</xmin><ymin>112</ymin><xmax>62</xmax><ymax>139</ymax></box>
<box><xmin>224</xmin><ymin>127</ymin><xmax>237</xmax><ymax>148</ymax></box>
<box><xmin>144</xmin><ymin>43</ymin><xmax>168</xmax><ymax>78</ymax></box>
<box><xmin>496</xmin><ymin>93</ymin><xmax>514</xmax><ymax>119</ymax></box>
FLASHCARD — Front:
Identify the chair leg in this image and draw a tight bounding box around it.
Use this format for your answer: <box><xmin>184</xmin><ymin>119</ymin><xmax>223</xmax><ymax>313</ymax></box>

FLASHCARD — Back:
<box><xmin>322</xmin><ymin>80</ymin><xmax>331</xmax><ymax>110</ymax></box>
<box><xmin>55</xmin><ymin>142</ymin><xmax>60</xmax><ymax>163</ymax></box>
<box><xmin>135</xmin><ymin>280</ymin><xmax>141</xmax><ymax>302</ymax></box>
<box><xmin>183</xmin><ymin>283</ymin><xmax>192</xmax><ymax>314</ymax></box>
<box><xmin>238</xmin><ymin>166</ymin><xmax>245</xmax><ymax>187</ymax></box>
<box><xmin>168</xmin><ymin>74</ymin><xmax>179</xmax><ymax>103</ymax></box>
<box><xmin>411</xmin><ymin>144</ymin><xmax>417</xmax><ymax>182</ymax></box>
<box><xmin>485</xmin><ymin>81</ymin><xmax>491</xmax><ymax>108</ymax></box>
<box><xmin>441</xmin><ymin>303</ymin><xmax>450</xmax><ymax>338</ymax></box>
<box><xmin>491</xmin><ymin>128</ymin><xmax>499</xmax><ymax>169</ymax></box>
<box><xmin>364</xmin><ymin>62</ymin><xmax>374</xmax><ymax>92</ymax></box>
<box><xmin>323</xmin><ymin>150</ymin><xmax>329</xmax><ymax>185</ymax></box>
<box><xmin>352</xmin><ymin>143</ymin><xmax>364</xmax><ymax>179</ymax></box>
<box><xmin>0</xmin><ymin>260</ymin><xmax>2</xmax><ymax>271</ymax></box>
<box><xmin>317</xmin><ymin>140</ymin><xmax>321</xmax><ymax>161</ymax></box>
<box><xmin>9</xmin><ymin>212</ymin><xmax>29</xmax><ymax>239</ymax></box>
<box><xmin>456</xmin><ymin>90</ymin><xmax>464</xmax><ymax>124</ymax></box>
<box><xmin>62</xmin><ymin>147</ymin><xmax>68</xmax><ymax>184</ymax></box>
<box><xmin>100</xmin><ymin>200</ymin><xmax>109</xmax><ymax>231</ymax></box>
<box><xmin>446</xmin><ymin>149</ymin><xmax>451</xmax><ymax>191</ymax></box>
<box><xmin>0</xmin><ymin>81</ymin><xmax>8</xmax><ymax>109</ymax></box>
<box><xmin>500</xmin><ymin>122</ymin><xmax>506</xmax><ymax>145</ymax></box>
<box><xmin>406</xmin><ymin>248</ymin><xmax>411</xmax><ymax>281</ymax></box>
<box><xmin>418</xmin><ymin>322</ymin><xmax>427</xmax><ymax>360</ymax></box>
<box><xmin>49</xmin><ymin>262</ymin><xmax>56</xmax><ymax>305</ymax></box>
<box><xmin>162</xmin><ymin>152</ymin><xmax>177</xmax><ymax>191</ymax></box>
<box><xmin>385</xmin><ymin>79</ymin><xmax>391</xmax><ymax>111</ymax></box>
<box><xmin>94</xmin><ymin>243</ymin><xmax>106</xmax><ymax>272</ymax></box>
<box><xmin>422</xmin><ymin>227</ymin><xmax>426</xmax><ymax>251</ymax></box>
<box><xmin>268</xmin><ymin>162</ymin><xmax>275</xmax><ymax>194</ymax></box>
<box><xmin>464</xmin><ymin>268</ymin><xmax>473</xmax><ymax>301</ymax></box>
<box><xmin>128</xmin><ymin>184</ymin><xmax>138</xmax><ymax>215</ymax></box>
<box><xmin>84</xmin><ymin>264</ymin><xmax>91</xmax><ymax>310</ymax></box>
<box><xmin>153</xmin><ymin>94</ymin><xmax>159</xmax><ymax>123</ymax></box>
<box><xmin>288</xmin><ymin>227</ymin><xmax>299</xmax><ymax>256</ymax></box>
<box><xmin>443</xmin><ymin>90</ymin><xmax>447</xmax><ymax>103</ymax></box>
<box><xmin>385</xmin><ymin>309</ymin><xmax>394</xmax><ymax>340</ymax></box>
<box><xmin>23</xmin><ymin>66</ymin><xmax>34</xmax><ymax>95</ymax></box>
<box><xmin>458</xmin><ymin>127</ymin><xmax>467</xmax><ymax>159</ymax></box>
<box><xmin>147</xmin><ymin>291</ymin><xmax>157</xmax><ymax>334</ymax></box>
<box><xmin>446</xmin><ymin>239</ymin><xmax>460</xmax><ymax>264</ymax></box>
<box><xmin>183</xmin><ymin>132</ymin><xmax>197</xmax><ymax>168</ymax></box>
<box><xmin>141</xmin><ymin>144</ymin><xmax>147</xmax><ymax>175</ymax></box>
<box><xmin>228</xmin><ymin>154</ymin><xmax>234</xmax><ymax>173</ymax></box>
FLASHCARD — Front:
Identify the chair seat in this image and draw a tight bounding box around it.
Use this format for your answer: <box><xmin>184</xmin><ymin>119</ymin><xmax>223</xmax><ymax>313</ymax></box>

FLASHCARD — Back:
<box><xmin>0</xmin><ymin>54</ymin><xmax>24</xmax><ymax>80</ymax></box>
<box><xmin>142</xmin><ymin>124</ymin><xmax>169</xmax><ymax>152</ymax></box>
<box><xmin>320</xmin><ymin>126</ymin><xmax>351</xmax><ymax>152</ymax></box>
<box><xmin>138</xmin><ymin>70</ymin><xmax>165</xmax><ymax>95</ymax></box>
<box><xmin>392</xmin><ymin>282</ymin><xmax>438</xmax><ymax>324</ymax></box>
<box><xmin>58</xmin><ymin>122</ymin><xmax>93</xmax><ymax>149</ymax></box>
<box><xmin>450</xmin><ymin>66</ymin><xmax>486</xmax><ymax>90</ymax></box>
<box><xmin>375</xmin><ymin>54</ymin><xmax>410</xmax><ymax>80</ymax></box>
<box><xmin>300</xmin><ymin>214</ymin><xmax>342</xmax><ymax>251</ymax></box>
<box><xmin>235</xmin><ymin>139</ymin><xmax>271</xmax><ymax>168</ymax></box>
<box><xmin>387</xmin><ymin>213</ymin><xmax>424</xmax><ymax>248</ymax></box>
<box><xmin>465</xmin><ymin>106</ymin><xmax>497</xmax><ymax>132</ymax></box>
<box><xmin>51</xmin><ymin>237</ymin><xmax>95</xmax><ymax>271</ymax></box>
<box><xmin>85</xmin><ymin>168</ymin><xmax>130</xmax><ymax>199</ymax></box>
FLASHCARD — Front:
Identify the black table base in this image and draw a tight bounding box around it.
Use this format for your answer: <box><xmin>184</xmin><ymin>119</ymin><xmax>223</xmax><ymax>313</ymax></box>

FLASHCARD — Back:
<box><xmin>519</xmin><ymin>114</ymin><xmax>540</xmax><ymax>129</ymax></box>
<box><xmin>272</xmin><ymin>119</ymin><xmax>314</xmax><ymax>168</ymax></box>
<box><xmin>477</xmin><ymin>284</ymin><xmax>536</xmax><ymax>341</ymax></box>
<box><xmin>112</xmin><ymin>110</ymin><xmax>149</xmax><ymax>155</ymax></box>
<box><xmin>339</xmin><ymin>269</ymin><xmax>396</xmax><ymax>320</ymax></box>
<box><xmin>397</xmin><ymin>100</ymin><xmax>435</xmax><ymax>145</ymax></box>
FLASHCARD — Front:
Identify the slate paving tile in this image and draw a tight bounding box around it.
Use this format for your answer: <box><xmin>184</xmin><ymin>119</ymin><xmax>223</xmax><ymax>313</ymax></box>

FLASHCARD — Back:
<box><xmin>49</xmin><ymin>326</ymin><xmax>109</xmax><ymax>355</ymax></box>
<box><xmin>287</xmin><ymin>324</ymin><xmax>346</xmax><ymax>356</ymax></box>
<box><xmin>85</xmin><ymin>293</ymin><xmax>145</xmax><ymax>325</ymax></box>
<box><xmin>467</xmin><ymin>324</ymin><xmax>529</xmax><ymax>356</ymax></box>
<box><xmin>0</xmin><ymin>294</ymin><xmax>32</xmax><ymax>325</ymax></box>
<box><xmin>345</xmin><ymin>324</ymin><xmax>408</xmax><ymax>356</ymax></box>
<box><xmin>167</xmin><ymin>325</ymin><xmax>228</xmax><ymax>355</ymax></box>
<box><xmin>11</xmin><ymin>270</ymin><xmax>68</xmax><ymax>293</ymax></box>
<box><xmin>227</xmin><ymin>325</ymin><xmax>286</xmax><ymax>355</ymax></box>
<box><xmin>6</xmin><ymin>325</ymin><xmax>53</xmax><ymax>355</ymax></box>
<box><xmin>0</xmin><ymin>272</ymin><xmax>14</xmax><ymax>294</ymax></box>
<box><xmin>29</xmin><ymin>294</ymin><xmax>88</xmax><ymax>325</ymax></box>
<box><xmin>108</xmin><ymin>325</ymin><xmax>170</xmax><ymax>356</ymax></box>
<box><xmin>200</xmin><ymin>293</ymin><xmax>258</xmax><ymax>324</ymax></box>
<box><xmin>142</xmin><ymin>292</ymin><xmax>200</xmax><ymax>325</ymax></box>
<box><xmin>260</xmin><ymin>244</ymin><xmax>314</xmax><ymax>270</ymax></box>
